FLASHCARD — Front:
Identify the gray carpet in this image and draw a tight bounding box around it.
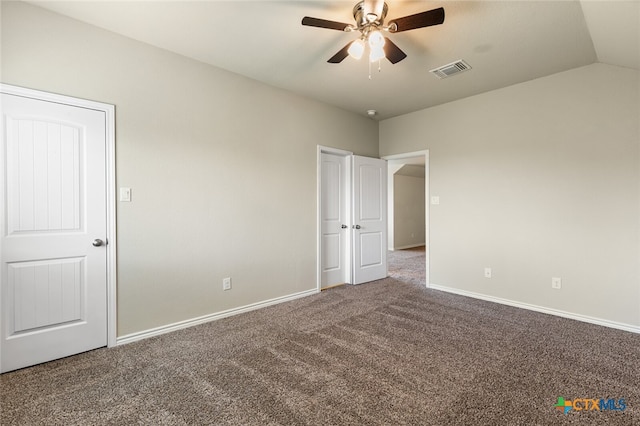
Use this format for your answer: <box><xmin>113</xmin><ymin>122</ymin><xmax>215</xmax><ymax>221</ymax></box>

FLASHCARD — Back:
<box><xmin>1</xmin><ymin>247</ymin><xmax>639</xmax><ymax>425</ymax></box>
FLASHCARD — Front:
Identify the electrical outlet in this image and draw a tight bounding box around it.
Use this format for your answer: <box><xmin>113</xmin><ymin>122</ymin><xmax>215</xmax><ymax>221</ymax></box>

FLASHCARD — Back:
<box><xmin>552</xmin><ymin>277</ymin><xmax>562</xmax><ymax>289</ymax></box>
<box><xmin>223</xmin><ymin>277</ymin><xmax>231</xmax><ymax>291</ymax></box>
<box><xmin>484</xmin><ymin>267</ymin><xmax>492</xmax><ymax>278</ymax></box>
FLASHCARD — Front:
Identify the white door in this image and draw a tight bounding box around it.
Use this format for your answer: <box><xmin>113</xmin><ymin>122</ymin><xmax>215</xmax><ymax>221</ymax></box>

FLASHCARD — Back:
<box><xmin>320</xmin><ymin>153</ymin><xmax>349</xmax><ymax>288</ymax></box>
<box><xmin>352</xmin><ymin>155</ymin><xmax>387</xmax><ymax>284</ymax></box>
<box><xmin>1</xmin><ymin>92</ymin><xmax>108</xmax><ymax>373</ymax></box>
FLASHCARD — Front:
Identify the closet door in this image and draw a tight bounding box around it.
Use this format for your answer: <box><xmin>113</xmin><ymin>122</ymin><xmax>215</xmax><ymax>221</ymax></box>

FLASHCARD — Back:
<box><xmin>320</xmin><ymin>153</ymin><xmax>349</xmax><ymax>288</ymax></box>
<box><xmin>352</xmin><ymin>155</ymin><xmax>387</xmax><ymax>284</ymax></box>
<box><xmin>1</xmin><ymin>91</ymin><xmax>108</xmax><ymax>373</ymax></box>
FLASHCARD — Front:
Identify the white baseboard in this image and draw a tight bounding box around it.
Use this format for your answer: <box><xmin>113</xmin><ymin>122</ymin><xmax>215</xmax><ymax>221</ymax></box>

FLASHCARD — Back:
<box><xmin>116</xmin><ymin>288</ymin><xmax>319</xmax><ymax>346</ymax></box>
<box><xmin>390</xmin><ymin>243</ymin><xmax>426</xmax><ymax>251</ymax></box>
<box><xmin>428</xmin><ymin>283</ymin><xmax>640</xmax><ymax>335</ymax></box>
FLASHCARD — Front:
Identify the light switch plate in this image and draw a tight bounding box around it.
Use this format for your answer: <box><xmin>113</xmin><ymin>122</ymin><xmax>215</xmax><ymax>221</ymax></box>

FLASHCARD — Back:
<box><xmin>431</xmin><ymin>196</ymin><xmax>440</xmax><ymax>205</ymax></box>
<box><xmin>120</xmin><ymin>187</ymin><xmax>131</xmax><ymax>202</ymax></box>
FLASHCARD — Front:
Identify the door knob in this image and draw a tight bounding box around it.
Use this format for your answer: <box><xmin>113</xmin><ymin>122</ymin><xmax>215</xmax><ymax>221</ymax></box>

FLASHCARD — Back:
<box><xmin>353</xmin><ymin>225</ymin><xmax>361</xmax><ymax>229</ymax></box>
<box><xmin>92</xmin><ymin>239</ymin><xmax>104</xmax><ymax>247</ymax></box>
<box><xmin>341</xmin><ymin>224</ymin><xmax>347</xmax><ymax>229</ymax></box>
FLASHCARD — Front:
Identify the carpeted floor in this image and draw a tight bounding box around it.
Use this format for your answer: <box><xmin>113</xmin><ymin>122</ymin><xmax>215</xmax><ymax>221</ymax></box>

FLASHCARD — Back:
<box><xmin>1</xmin><ymin>246</ymin><xmax>639</xmax><ymax>425</ymax></box>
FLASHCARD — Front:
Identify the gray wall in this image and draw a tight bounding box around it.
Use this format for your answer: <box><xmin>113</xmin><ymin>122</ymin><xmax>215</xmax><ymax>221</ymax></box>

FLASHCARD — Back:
<box><xmin>381</xmin><ymin>63</ymin><xmax>640</xmax><ymax>327</ymax></box>
<box><xmin>393</xmin><ymin>174</ymin><xmax>426</xmax><ymax>249</ymax></box>
<box><xmin>1</xmin><ymin>2</ymin><xmax>378</xmax><ymax>336</ymax></box>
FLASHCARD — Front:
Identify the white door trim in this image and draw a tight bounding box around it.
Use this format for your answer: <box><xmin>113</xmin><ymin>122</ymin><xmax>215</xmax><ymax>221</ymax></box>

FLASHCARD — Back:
<box><xmin>1</xmin><ymin>83</ymin><xmax>117</xmax><ymax>348</ymax></box>
<box><xmin>317</xmin><ymin>146</ymin><xmax>352</xmax><ymax>291</ymax></box>
<box><xmin>382</xmin><ymin>150</ymin><xmax>430</xmax><ymax>287</ymax></box>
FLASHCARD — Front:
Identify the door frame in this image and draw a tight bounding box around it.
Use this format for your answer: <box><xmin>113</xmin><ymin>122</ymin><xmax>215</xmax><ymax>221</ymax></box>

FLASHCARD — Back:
<box><xmin>382</xmin><ymin>150</ymin><xmax>430</xmax><ymax>287</ymax></box>
<box><xmin>0</xmin><ymin>83</ymin><xmax>117</xmax><ymax>348</ymax></box>
<box><xmin>316</xmin><ymin>145</ymin><xmax>352</xmax><ymax>291</ymax></box>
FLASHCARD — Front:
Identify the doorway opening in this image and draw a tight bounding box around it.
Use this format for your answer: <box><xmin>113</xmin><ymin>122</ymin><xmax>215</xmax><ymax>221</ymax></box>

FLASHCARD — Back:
<box><xmin>382</xmin><ymin>151</ymin><xmax>429</xmax><ymax>287</ymax></box>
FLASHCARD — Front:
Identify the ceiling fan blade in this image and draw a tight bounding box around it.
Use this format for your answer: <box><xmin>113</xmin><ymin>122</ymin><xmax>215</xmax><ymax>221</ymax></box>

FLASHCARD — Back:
<box><xmin>383</xmin><ymin>38</ymin><xmax>407</xmax><ymax>64</ymax></box>
<box><xmin>328</xmin><ymin>42</ymin><xmax>353</xmax><ymax>63</ymax></box>
<box><xmin>302</xmin><ymin>16</ymin><xmax>352</xmax><ymax>31</ymax></box>
<box><xmin>388</xmin><ymin>7</ymin><xmax>445</xmax><ymax>33</ymax></box>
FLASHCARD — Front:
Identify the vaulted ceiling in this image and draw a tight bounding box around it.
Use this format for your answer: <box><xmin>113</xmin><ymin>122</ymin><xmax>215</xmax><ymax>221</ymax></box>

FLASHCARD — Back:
<box><xmin>29</xmin><ymin>1</ymin><xmax>640</xmax><ymax>120</ymax></box>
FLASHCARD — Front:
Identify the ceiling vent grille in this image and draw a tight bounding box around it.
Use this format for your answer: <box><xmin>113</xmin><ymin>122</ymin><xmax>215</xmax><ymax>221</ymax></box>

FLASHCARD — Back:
<box><xmin>430</xmin><ymin>60</ymin><xmax>471</xmax><ymax>79</ymax></box>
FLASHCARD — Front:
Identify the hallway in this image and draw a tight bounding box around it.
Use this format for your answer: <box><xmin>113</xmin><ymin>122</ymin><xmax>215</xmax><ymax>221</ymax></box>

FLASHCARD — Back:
<box><xmin>387</xmin><ymin>246</ymin><xmax>426</xmax><ymax>286</ymax></box>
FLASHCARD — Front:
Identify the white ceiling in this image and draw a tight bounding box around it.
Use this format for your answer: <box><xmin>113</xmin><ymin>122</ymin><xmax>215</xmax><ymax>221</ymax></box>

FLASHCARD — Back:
<box><xmin>28</xmin><ymin>1</ymin><xmax>640</xmax><ymax>120</ymax></box>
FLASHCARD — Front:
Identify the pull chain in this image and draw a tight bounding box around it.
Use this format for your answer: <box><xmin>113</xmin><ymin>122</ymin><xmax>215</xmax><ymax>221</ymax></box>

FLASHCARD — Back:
<box><xmin>368</xmin><ymin>60</ymin><xmax>383</xmax><ymax>80</ymax></box>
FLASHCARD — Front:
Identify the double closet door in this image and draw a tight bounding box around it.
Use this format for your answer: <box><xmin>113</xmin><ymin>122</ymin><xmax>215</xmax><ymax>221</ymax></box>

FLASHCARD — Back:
<box><xmin>320</xmin><ymin>153</ymin><xmax>387</xmax><ymax>288</ymax></box>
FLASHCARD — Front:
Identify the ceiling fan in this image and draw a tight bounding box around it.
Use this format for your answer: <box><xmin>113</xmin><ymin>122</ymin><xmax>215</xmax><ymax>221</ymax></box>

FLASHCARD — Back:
<box><xmin>302</xmin><ymin>0</ymin><xmax>445</xmax><ymax>64</ymax></box>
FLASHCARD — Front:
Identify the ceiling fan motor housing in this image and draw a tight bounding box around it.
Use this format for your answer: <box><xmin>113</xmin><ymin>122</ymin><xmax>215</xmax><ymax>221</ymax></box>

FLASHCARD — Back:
<box><xmin>353</xmin><ymin>1</ymin><xmax>388</xmax><ymax>30</ymax></box>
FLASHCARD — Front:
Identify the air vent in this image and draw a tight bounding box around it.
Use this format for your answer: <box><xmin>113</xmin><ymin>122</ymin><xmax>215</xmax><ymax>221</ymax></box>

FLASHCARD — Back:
<box><xmin>430</xmin><ymin>60</ymin><xmax>471</xmax><ymax>79</ymax></box>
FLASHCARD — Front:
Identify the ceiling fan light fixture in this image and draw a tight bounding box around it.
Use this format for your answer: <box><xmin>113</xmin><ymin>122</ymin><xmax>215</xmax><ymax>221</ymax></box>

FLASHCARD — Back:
<box><xmin>348</xmin><ymin>38</ymin><xmax>365</xmax><ymax>60</ymax></box>
<box><xmin>368</xmin><ymin>30</ymin><xmax>385</xmax><ymax>48</ymax></box>
<box><xmin>369</xmin><ymin>45</ymin><xmax>386</xmax><ymax>62</ymax></box>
